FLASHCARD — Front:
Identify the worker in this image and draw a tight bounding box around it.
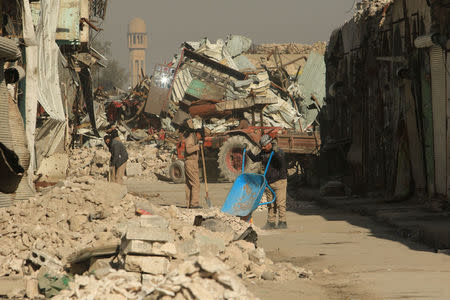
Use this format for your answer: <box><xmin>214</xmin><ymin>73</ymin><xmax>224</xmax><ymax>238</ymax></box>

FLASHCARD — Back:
<box><xmin>246</xmin><ymin>134</ymin><xmax>288</xmax><ymax>229</ymax></box>
<box><xmin>104</xmin><ymin>130</ymin><xmax>128</xmax><ymax>184</ymax></box>
<box><xmin>183</xmin><ymin>119</ymin><xmax>201</xmax><ymax>209</ymax></box>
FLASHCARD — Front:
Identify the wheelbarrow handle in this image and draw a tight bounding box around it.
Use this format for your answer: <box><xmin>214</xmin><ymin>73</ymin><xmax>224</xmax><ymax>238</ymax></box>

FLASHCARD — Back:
<box><xmin>258</xmin><ymin>183</ymin><xmax>276</xmax><ymax>206</ymax></box>
<box><xmin>263</xmin><ymin>151</ymin><xmax>274</xmax><ymax>178</ymax></box>
<box><xmin>242</xmin><ymin>148</ymin><xmax>246</xmax><ymax>174</ymax></box>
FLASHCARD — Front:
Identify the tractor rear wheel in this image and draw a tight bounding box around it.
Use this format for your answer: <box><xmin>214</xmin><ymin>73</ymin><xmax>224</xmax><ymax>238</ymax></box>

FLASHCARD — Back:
<box><xmin>169</xmin><ymin>160</ymin><xmax>185</xmax><ymax>184</ymax></box>
<box><xmin>218</xmin><ymin>136</ymin><xmax>259</xmax><ymax>182</ymax></box>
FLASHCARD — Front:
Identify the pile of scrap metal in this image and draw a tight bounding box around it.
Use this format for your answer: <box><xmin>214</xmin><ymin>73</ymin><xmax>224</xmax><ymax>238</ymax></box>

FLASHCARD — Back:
<box><xmin>0</xmin><ymin>0</ymin><xmax>108</xmax><ymax>206</ymax></box>
<box><xmin>145</xmin><ymin>35</ymin><xmax>327</xmax><ymax>134</ymax></box>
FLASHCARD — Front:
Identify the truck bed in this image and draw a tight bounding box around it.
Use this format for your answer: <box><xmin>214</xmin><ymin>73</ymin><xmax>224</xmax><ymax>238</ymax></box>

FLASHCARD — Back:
<box><xmin>277</xmin><ymin>131</ymin><xmax>320</xmax><ymax>155</ymax></box>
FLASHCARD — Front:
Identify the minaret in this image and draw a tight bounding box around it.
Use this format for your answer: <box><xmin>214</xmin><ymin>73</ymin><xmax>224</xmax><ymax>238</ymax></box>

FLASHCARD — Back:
<box><xmin>128</xmin><ymin>18</ymin><xmax>147</xmax><ymax>88</ymax></box>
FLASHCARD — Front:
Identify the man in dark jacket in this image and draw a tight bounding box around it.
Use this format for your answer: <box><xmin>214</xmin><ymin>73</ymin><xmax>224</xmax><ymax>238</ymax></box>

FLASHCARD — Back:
<box><xmin>247</xmin><ymin>134</ymin><xmax>288</xmax><ymax>229</ymax></box>
<box><xmin>104</xmin><ymin>131</ymin><xmax>128</xmax><ymax>184</ymax></box>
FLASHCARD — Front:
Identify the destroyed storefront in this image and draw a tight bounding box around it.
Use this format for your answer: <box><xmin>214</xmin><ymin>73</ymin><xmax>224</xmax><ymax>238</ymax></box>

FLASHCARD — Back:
<box><xmin>321</xmin><ymin>0</ymin><xmax>450</xmax><ymax>200</ymax></box>
<box><xmin>0</xmin><ymin>0</ymin><xmax>108</xmax><ymax>207</ymax></box>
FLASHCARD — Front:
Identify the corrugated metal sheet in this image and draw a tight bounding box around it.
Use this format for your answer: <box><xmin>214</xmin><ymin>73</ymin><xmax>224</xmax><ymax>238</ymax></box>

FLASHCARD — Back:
<box><xmin>430</xmin><ymin>45</ymin><xmax>447</xmax><ymax>196</ymax></box>
<box><xmin>297</xmin><ymin>52</ymin><xmax>326</xmax><ymax>103</ymax></box>
<box><xmin>171</xmin><ymin>68</ymin><xmax>192</xmax><ymax>103</ymax></box>
<box><xmin>0</xmin><ymin>37</ymin><xmax>21</xmax><ymax>61</ymax></box>
<box><xmin>56</xmin><ymin>0</ymin><xmax>81</xmax><ymax>44</ymax></box>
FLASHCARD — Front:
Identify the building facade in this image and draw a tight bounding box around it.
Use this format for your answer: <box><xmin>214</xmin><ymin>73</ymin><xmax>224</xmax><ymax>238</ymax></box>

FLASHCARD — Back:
<box><xmin>128</xmin><ymin>17</ymin><xmax>147</xmax><ymax>88</ymax></box>
<box><xmin>321</xmin><ymin>0</ymin><xmax>449</xmax><ymax>201</ymax></box>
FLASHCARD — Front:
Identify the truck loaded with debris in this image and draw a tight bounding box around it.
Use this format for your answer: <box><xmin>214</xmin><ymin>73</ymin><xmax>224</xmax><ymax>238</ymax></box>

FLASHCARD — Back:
<box><xmin>143</xmin><ymin>35</ymin><xmax>326</xmax><ymax>183</ymax></box>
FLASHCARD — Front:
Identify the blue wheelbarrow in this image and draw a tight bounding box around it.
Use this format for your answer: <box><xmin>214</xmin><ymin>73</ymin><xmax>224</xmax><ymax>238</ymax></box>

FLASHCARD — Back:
<box><xmin>221</xmin><ymin>149</ymin><xmax>276</xmax><ymax>217</ymax></box>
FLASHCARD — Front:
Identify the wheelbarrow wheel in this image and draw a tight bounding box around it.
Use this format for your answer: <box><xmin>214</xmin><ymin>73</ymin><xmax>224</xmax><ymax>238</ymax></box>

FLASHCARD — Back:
<box><xmin>169</xmin><ymin>160</ymin><xmax>186</xmax><ymax>184</ymax></box>
<box><xmin>218</xmin><ymin>136</ymin><xmax>259</xmax><ymax>182</ymax></box>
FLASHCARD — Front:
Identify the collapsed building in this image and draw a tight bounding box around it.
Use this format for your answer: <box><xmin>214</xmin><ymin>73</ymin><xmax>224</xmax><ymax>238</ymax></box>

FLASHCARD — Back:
<box><xmin>0</xmin><ymin>0</ymin><xmax>108</xmax><ymax>207</ymax></box>
<box><xmin>321</xmin><ymin>0</ymin><xmax>450</xmax><ymax>201</ymax></box>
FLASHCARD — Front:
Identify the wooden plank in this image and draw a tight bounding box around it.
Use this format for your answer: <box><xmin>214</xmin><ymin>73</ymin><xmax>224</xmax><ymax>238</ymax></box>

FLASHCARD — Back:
<box><xmin>403</xmin><ymin>79</ymin><xmax>426</xmax><ymax>194</ymax></box>
<box><xmin>447</xmin><ymin>52</ymin><xmax>450</xmax><ymax>200</ymax></box>
<box><xmin>420</xmin><ymin>50</ymin><xmax>435</xmax><ymax>196</ymax></box>
<box><xmin>430</xmin><ymin>46</ymin><xmax>447</xmax><ymax>196</ymax></box>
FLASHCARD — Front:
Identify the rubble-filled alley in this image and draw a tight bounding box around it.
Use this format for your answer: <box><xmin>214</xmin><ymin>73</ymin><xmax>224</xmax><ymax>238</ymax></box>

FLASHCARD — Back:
<box><xmin>1</xmin><ymin>0</ymin><xmax>450</xmax><ymax>299</ymax></box>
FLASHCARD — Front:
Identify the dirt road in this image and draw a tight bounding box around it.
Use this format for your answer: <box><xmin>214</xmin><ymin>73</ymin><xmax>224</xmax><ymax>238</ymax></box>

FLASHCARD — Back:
<box><xmin>127</xmin><ymin>179</ymin><xmax>450</xmax><ymax>299</ymax></box>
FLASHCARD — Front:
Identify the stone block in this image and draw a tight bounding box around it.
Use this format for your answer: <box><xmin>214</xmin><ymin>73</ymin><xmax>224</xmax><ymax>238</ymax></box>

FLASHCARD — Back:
<box><xmin>92</xmin><ymin>181</ymin><xmax>127</xmax><ymax>203</ymax></box>
<box><xmin>126</xmin><ymin>225</ymin><xmax>174</xmax><ymax>242</ymax></box>
<box><xmin>249</xmin><ymin>248</ymin><xmax>266</xmax><ymax>266</ymax></box>
<box><xmin>233</xmin><ymin>240</ymin><xmax>255</xmax><ymax>253</ymax></box>
<box><xmin>195</xmin><ymin>232</ymin><xmax>225</xmax><ymax>257</ymax></box>
<box><xmin>124</xmin><ymin>255</ymin><xmax>168</xmax><ymax>275</ymax></box>
<box><xmin>0</xmin><ymin>277</ymin><xmax>26</xmax><ymax>298</ymax></box>
<box><xmin>176</xmin><ymin>240</ymin><xmax>199</xmax><ymax>258</ymax></box>
<box><xmin>197</xmin><ymin>256</ymin><xmax>228</xmax><ymax>274</ymax></box>
<box><xmin>126</xmin><ymin>163</ymin><xmax>143</xmax><ymax>177</ymax></box>
<box><xmin>28</xmin><ymin>250</ymin><xmax>63</xmax><ymax>272</ymax></box>
<box><xmin>140</xmin><ymin>215</ymin><xmax>169</xmax><ymax>229</ymax></box>
<box><xmin>121</xmin><ymin>239</ymin><xmax>153</xmax><ymax>255</ymax></box>
<box><xmin>36</xmin><ymin>153</ymin><xmax>69</xmax><ymax>182</ymax></box>
<box><xmin>92</xmin><ymin>151</ymin><xmax>109</xmax><ymax>165</ymax></box>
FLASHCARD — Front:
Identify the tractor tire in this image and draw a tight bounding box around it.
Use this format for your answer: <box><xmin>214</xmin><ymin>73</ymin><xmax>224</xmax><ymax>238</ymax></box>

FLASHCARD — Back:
<box><xmin>169</xmin><ymin>160</ymin><xmax>185</xmax><ymax>184</ymax></box>
<box><xmin>218</xmin><ymin>135</ymin><xmax>260</xmax><ymax>182</ymax></box>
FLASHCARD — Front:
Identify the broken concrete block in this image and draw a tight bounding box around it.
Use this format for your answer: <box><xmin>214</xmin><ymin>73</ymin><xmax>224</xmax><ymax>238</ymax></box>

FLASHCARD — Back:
<box><xmin>28</xmin><ymin>250</ymin><xmax>63</xmax><ymax>272</ymax></box>
<box><xmin>249</xmin><ymin>248</ymin><xmax>266</xmax><ymax>266</ymax></box>
<box><xmin>160</xmin><ymin>242</ymin><xmax>177</xmax><ymax>257</ymax></box>
<box><xmin>195</xmin><ymin>232</ymin><xmax>225</xmax><ymax>257</ymax></box>
<box><xmin>124</xmin><ymin>255</ymin><xmax>169</xmax><ymax>275</ymax></box>
<box><xmin>36</xmin><ymin>153</ymin><xmax>69</xmax><ymax>182</ymax></box>
<box><xmin>25</xmin><ymin>278</ymin><xmax>39</xmax><ymax>299</ymax></box>
<box><xmin>121</xmin><ymin>239</ymin><xmax>153</xmax><ymax>255</ymax></box>
<box><xmin>183</xmin><ymin>281</ymin><xmax>211</xmax><ymax>300</ymax></box>
<box><xmin>126</xmin><ymin>163</ymin><xmax>143</xmax><ymax>177</ymax></box>
<box><xmin>176</xmin><ymin>240</ymin><xmax>199</xmax><ymax>258</ymax></box>
<box><xmin>197</xmin><ymin>256</ymin><xmax>228</xmax><ymax>274</ymax></box>
<box><xmin>233</xmin><ymin>240</ymin><xmax>255</xmax><ymax>253</ymax></box>
<box><xmin>177</xmin><ymin>260</ymin><xmax>199</xmax><ymax>276</ymax></box>
<box><xmin>261</xmin><ymin>270</ymin><xmax>275</xmax><ymax>281</ymax></box>
<box><xmin>0</xmin><ymin>277</ymin><xmax>26</xmax><ymax>298</ymax></box>
<box><xmin>92</xmin><ymin>181</ymin><xmax>127</xmax><ymax>203</ymax></box>
<box><xmin>93</xmin><ymin>267</ymin><xmax>115</xmax><ymax>280</ymax></box>
<box><xmin>126</xmin><ymin>225</ymin><xmax>174</xmax><ymax>242</ymax></box>
<box><xmin>92</xmin><ymin>151</ymin><xmax>109</xmax><ymax>165</ymax></box>
<box><xmin>88</xmin><ymin>257</ymin><xmax>112</xmax><ymax>273</ymax></box>
<box><xmin>139</xmin><ymin>215</ymin><xmax>169</xmax><ymax>229</ymax></box>
<box><xmin>68</xmin><ymin>214</ymin><xmax>86</xmax><ymax>231</ymax></box>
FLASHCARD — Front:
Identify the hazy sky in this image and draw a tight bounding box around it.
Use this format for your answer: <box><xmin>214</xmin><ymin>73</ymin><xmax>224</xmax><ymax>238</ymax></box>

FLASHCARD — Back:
<box><xmin>100</xmin><ymin>0</ymin><xmax>355</xmax><ymax>76</ymax></box>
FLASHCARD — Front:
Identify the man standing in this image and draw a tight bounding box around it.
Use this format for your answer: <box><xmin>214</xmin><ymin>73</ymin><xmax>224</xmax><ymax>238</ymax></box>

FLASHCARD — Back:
<box><xmin>182</xmin><ymin>119</ymin><xmax>201</xmax><ymax>209</ymax></box>
<box><xmin>104</xmin><ymin>130</ymin><xmax>128</xmax><ymax>184</ymax></box>
<box><xmin>247</xmin><ymin>134</ymin><xmax>288</xmax><ymax>229</ymax></box>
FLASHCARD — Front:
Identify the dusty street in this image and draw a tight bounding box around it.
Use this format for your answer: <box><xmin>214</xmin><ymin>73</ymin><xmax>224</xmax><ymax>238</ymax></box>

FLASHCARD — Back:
<box><xmin>128</xmin><ymin>179</ymin><xmax>450</xmax><ymax>300</ymax></box>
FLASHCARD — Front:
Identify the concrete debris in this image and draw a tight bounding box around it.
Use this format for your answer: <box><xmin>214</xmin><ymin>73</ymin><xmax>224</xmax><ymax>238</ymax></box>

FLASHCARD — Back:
<box><xmin>69</xmin><ymin>141</ymin><xmax>173</xmax><ymax>181</ymax></box>
<box><xmin>0</xmin><ymin>161</ymin><xmax>311</xmax><ymax>299</ymax></box>
<box><xmin>353</xmin><ymin>0</ymin><xmax>393</xmax><ymax>20</ymax></box>
<box><xmin>152</xmin><ymin>35</ymin><xmax>327</xmax><ymax>133</ymax></box>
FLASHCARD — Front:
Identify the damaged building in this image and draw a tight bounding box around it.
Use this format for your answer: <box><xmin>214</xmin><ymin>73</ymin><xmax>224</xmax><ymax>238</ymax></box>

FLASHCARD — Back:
<box><xmin>0</xmin><ymin>0</ymin><xmax>108</xmax><ymax>207</ymax></box>
<box><xmin>321</xmin><ymin>0</ymin><xmax>450</xmax><ymax>201</ymax></box>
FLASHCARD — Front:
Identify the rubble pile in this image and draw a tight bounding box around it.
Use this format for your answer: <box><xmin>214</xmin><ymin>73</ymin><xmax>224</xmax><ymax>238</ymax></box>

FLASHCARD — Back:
<box><xmin>68</xmin><ymin>142</ymin><xmax>173</xmax><ymax>181</ymax></box>
<box><xmin>57</xmin><ymin>210</ymin><xmax>311</xmax><ymax>299</ymax></box>
<box><xmin>156</xmin><ymin>34</ymin><xmax>326</xmax><ymax>133</ymax></box>
<box><xmin>0</xmin><ymin>176</ymin><xmax>137</xmax><ymax>277</ymax></box>
<box><xmin>0</xmin><ymin>176</ymin><xmax>312</xmax><ymax>299</ymax></box>
<box><xmin>246</xmin><ymin>41</ymin><xmax>326</xmax><ymax>55</ymax></box>
<box><xmin>354</xmin><ymin>0</ymin><xmax>393</xmax><ymax>19</ymax></box>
